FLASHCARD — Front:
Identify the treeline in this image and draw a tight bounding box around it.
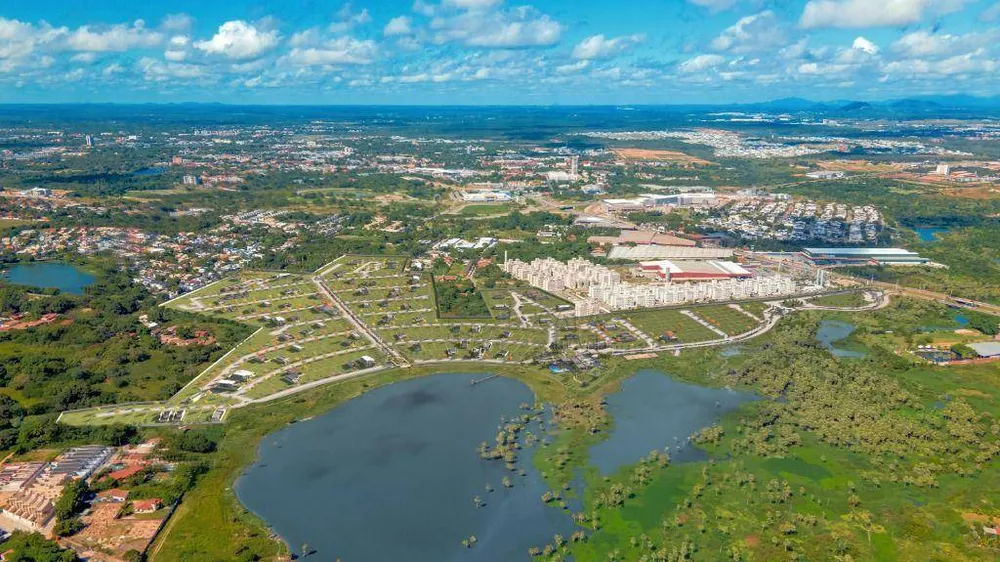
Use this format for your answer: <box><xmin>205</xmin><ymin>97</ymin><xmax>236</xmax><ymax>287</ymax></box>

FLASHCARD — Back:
<box><xmin>0</xmin><ymin>264</ymin><xmax>250</xmax><ymax>412</ymax></box>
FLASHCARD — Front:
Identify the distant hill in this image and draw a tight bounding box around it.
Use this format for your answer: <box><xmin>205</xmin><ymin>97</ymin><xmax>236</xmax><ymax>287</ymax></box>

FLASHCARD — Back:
<box><xmin>839</xmin><ymin>101</ymin><xmax>872</xmax><ymax>112</ymax></box>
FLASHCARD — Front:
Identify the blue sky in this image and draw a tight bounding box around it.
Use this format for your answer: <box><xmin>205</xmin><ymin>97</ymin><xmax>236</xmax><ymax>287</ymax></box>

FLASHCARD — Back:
<box><xmin>1</xmin><ymin>0</ymin><xmax>999</xmax><ymax>104</ymax></box>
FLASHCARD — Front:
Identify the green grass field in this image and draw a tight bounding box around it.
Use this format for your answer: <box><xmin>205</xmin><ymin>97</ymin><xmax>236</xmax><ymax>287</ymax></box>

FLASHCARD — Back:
<box><xmin>810</xmin><ymin>291</ymin><xmax>869</xmax><ymax>308</ymax></box>
<box><xmin>693</xmin><ymin>305</ymin><xmax>760</xmax><ymax>336</ymax></box>
<box><xmin>459</xmin><ymin>203</ymin><xmax>511</xmax><ymax>216</ymax></box>
<box><xmin>621</xmin><ymin>310</ymin><xmax>720</xmax><ymax>343</ymax></box>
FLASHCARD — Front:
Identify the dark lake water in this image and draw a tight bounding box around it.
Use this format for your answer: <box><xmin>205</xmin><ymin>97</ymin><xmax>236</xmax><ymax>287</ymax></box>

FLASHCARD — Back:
<box><xmin>914</xmin><ymin>227</ymin><xmax>949</xmax><ymax>242</ymax></box>
<box><xmin>816</xmin><ymin>320</ymin><xmax>865</xmax><ymax>358</ymax></box>
<box><xmin>2</xmin><ymin>262</ymin><xmax>95</xmax><ymax>295</ymax></box>
<box><xmin>588</xmin><ymin>370</ymin><xmax>759</xmax><ymax>474</ymax></box>
<box><xmin>236</xmin><ymin>373</ymin><xmax>575</xmax><ymax>562</ymax></box>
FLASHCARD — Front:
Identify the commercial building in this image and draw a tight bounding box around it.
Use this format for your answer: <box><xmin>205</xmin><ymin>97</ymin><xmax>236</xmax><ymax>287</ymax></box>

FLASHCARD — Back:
<box><xmin>804</xmin><ymin>247</ymin><xmax>929</xmax><ymax>266</ymax></box>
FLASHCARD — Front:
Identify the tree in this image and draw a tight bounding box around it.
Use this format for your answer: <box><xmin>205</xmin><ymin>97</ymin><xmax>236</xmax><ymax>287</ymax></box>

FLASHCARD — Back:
<box><xmin>54</xmin><ymin>478</ymin><xmax>89</xmax><ymax>521</ymax></box>
<box><xmin>53</xmin><ymin>517</ymin><xmax>84</xmax><ymax>537</ymax></box>
<box><xmin>2</xmin><ymin>531</ymin><xmax>80</xmax><ymax>561</ymax></box>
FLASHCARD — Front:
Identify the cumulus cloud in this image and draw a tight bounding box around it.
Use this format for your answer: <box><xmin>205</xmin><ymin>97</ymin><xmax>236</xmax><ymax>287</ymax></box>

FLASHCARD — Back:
<box><xmin>0</xmin><ymin>18</ymin><xmax>66</xmax><ymax>64</ymax></box>
<box><xmin>195</xmin><ymin>21</ymin><xmax>279</xmax><ymax>60</ymax></box>
<box><xmin>384</xmin><ymin>16</ymin><xmax>413</xmax><ymax>36</ymax></box>
<box><xmin>679</xmin><ymin>54</ymin><xmax>725</xmax><ymax>73</ymax></box>
<box><xmin>65</xmin><ymin>20</ymin><xmax>163</xmax><ymax>52</ymax></box>
<box><xmin>884</xmin><ymin>49</ymin><xmax>999</xmax><ymax>75</ymax></box>
<box><xmin>328</xmin><ymin>3</ymin><xmax>372</xmax><ymax>34</ymax></box>
<box><xmin>571</xmin><ymin>34</ymin><xmax>644</xmax><ymax>60</ymax></box>
<box><xmin>801</xmin><ymin>0</ymin><xmax>970</xmax><ymax>29</ymax></box>
<box><xmin>710</xmin><ymin>11</ymin><xmax>785</xmax><ymax>54</ymax></box>
<box><xmin>556</xmin><ymin>59</ymin><xmax>590</xmax><ymax>74</ymax></box>
<box><xmin>430</xmin><ymin>4</ymin><xmax>562</xmax><ymax>48</ymax></box>
<box><xmin>852</xmin><ymin>36</ymin><xmax>879</xmax><ymax>55</ymax></box>
<box><xmin>284</xmin><ymin>36</ymin><xmax>377</xmax><ymax>66</ymax></box>
<box><xmin>891</xmin><ymin>29</ymin><xmax>996</xmax><ymax>57</ymax></box>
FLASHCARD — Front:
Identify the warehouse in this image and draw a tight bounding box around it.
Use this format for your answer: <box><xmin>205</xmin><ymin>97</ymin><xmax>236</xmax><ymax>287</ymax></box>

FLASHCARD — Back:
<box><xmin>804</xmin><ymin>247</ymin><xmax>929</xmax><ymax>266</ymax></box>
<box><xmin>636</xmin><ymin>260</ymin><xmax>752</xmax><ymax>282</ymax></box>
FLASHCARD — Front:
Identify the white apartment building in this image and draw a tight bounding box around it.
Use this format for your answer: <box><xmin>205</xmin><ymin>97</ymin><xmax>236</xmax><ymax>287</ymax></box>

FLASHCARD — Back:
<box><xmin>503</xmin><ymin>257</ymin><xmax>620</xmax><ymax>293</ymax></box>
<box><xmin>588</xmin><ymin>275</ymin><xmax>798</xmax><ymax>311</ymax></box>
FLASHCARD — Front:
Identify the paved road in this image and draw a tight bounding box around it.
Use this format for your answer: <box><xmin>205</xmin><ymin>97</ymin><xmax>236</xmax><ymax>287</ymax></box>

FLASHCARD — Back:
<box><xmin>313</xmin><ymin>275</ymin><xmax>412</xmax><ymax>367</ymax></box>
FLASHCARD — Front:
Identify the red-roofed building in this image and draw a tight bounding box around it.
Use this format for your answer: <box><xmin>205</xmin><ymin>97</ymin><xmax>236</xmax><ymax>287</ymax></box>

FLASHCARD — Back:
<box><xmin>98</xmin><ymin>488</ymin><xmax>129</xmax><ymax>503</ymax></box>
<box><xmin>108</xmin><ymin>464</ymin><xmax>146</xmax><ymax>481</ymax></box>
<box><xmin>133</xmin><ymin>498</ymin><xmax>162</xmax><ymax>514</ymax></box>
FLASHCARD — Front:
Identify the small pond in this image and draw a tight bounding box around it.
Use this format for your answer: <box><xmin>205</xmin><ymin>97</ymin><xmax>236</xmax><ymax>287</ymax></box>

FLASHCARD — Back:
<box><xmin>816</xmin><ymin>320</ymin><xmax>866</xmax><ymax>358</ymax></box>
<box><xmin>2</xmin><ymin>262</ymin><xmax>95</xmax><ymax>295</ymax></box>
<box><xmin>914</xmin><ymin>227</ymin><xmax>950</xmax><ymax>242</ymax></box>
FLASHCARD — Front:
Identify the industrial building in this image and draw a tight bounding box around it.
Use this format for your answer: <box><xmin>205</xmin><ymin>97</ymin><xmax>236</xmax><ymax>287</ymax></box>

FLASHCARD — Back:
<box><xmin>804</xmin><ymin>247</ymin><xmax>929</xmax><ymax>266</ymax></box>
<box><xmin>588</xmin><ymin>230</ymin><xmax>696</xmax><ymax>247</ymax></box>
<box><xmin>603</xmin><ymin>192</ymin><xmax>717</xmax><ymax>212</ymax></box>
<box><xmin>461</xmin><ymin>190</ymin><xmax>512</xmax><ymax>202</ymax></box>
<box><xmin>635</xmin><ymin>260</ymin><xmax>752</xmax><ymax>282</ymax></box>
<box><xmin>607</xmin><ymin>245</ymin><xmax>734</xmax><ymax>261</ymax></box>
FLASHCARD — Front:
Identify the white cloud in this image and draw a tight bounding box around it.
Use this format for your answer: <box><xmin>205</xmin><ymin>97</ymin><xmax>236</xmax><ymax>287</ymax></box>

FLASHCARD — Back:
<box><xmin>687</xmin><ymin>0</ymin><xmax>740</xmax><ymax>12</ymax></box>
<box><xmin>328</xmin><ymin>4</ymin><xmax>372</xmax><ymax>34</ymax></box>
<box><xmin>710</xmin><ymin>11</ymin><xmax>784</xmax><ymax>54</ymax></box>
<box><xmin>884</xmin><ymin>49</ymin><xmax>999</xmax><ymax>75</ymax></box>
<box><xmin>571</xmin><ymin>34</ymin><xmax>644</xmax><ymax>60</ymax></box>
<box><xmin>444</xmin><ymin>0</ymin><xmax>504</xmax><ymax>8</ymax></box>
<box><xmin>801</xmin><ymin>0</ymin><xmax>970</xmax><ymax>29</ymax></box>
<box><xmin>164</xmin><ymin>35</ymin><xmax>190</xmax><ymax>61</ymax></box>
<box><xmin>852</xmin><ymin>36</ymin><xmax>879</xmax><ymax>55</ymax></box>
<box><xmin>195</xmin><ymin>21</ymin><xmax>279</xmax><ymax>60</ymax></box>
<box><xmin>102</xmin><ymin>62</ymin><xmax>125</xmax><ymax>76</ymax></box>
<box><xmin>137</xmin><ymin>56</ymin><xmax>207</xmax><ymax>81</ymax></box>
<box><xmin>284</xmin><ymin>37</ymin><xmax>377</xmax><ymax>66</ymax></box>
<box><xmin>679</xmin><ymin>54</ymin><xmax>725</xmax><ymax>73</ymax></box>
<box><xmin>71</xmin><ymin>52</ymin><xmax>98</xmax><ymax>63</ymax></box>
<box><xmin>66</xmin><ymin>21</ymin><xmax>163</xmax><ymax>52</ymax></box>
<box><xmin>384</xmin><ymin>16</ymin><xmax>413</xmax><ymax>36</ymax></box>
<box><xmin>162</xmin><ymin>14</ymin><xmax>194</xmax><ymax>33</ymax></box>
<box><xmin>431</xmin><ymin>5</ymin><xmax>562</xmax><ymax>48</ymax></box>
<box><xmin>890</xmin><ymin>29</ymin><xmax>996</xmax><ymax>57</ymax></box>
<box><xmin>556</xmin><ymin>59</ymin><xmax>589</xmax><ymax>74</ymax></box>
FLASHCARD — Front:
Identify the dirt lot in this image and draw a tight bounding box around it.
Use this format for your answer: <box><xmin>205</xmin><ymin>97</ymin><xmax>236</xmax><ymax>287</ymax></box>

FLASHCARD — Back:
<box><xmin>70</xmin><ymin>502</ymin><xmax>166</xmax><ymax>561</ymax></box>
<box><xmin>612</xmin><ymin>148</ymin><xmax>715</xmax><ymax>166</ymax></box>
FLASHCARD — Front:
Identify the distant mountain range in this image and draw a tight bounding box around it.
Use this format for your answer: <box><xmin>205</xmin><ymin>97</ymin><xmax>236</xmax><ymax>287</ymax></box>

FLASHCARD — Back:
<box><xmin>739</xmin><ymin>95</ymin><xmax>1000</xmax><ymax>113</ymax></box>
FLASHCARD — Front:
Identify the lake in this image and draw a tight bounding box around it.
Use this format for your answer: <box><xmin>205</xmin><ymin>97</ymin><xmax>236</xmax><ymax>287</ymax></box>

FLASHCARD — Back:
<box><xmin>236</xmin><ymin>373</ymin><xmax>575</xmax><ymax>562</ymax></box>
<box><xmin>2</xmin><ymin>262</ymin><xmax>95</xmax><ymax>295</ymax></box>
<box><xmin>816</xmin><ymin>320</ymin><xmax>866</xmax><ymax>358</ymax></box>
<box><xmin>588</xmin><ymin>370</ymin><xmax>759</xmax><ymax>474</ymax></box>
<box><xmin>914</xmin><ymin>227</ymin><xmax>949</xmax><ymax>242</ymax></box>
